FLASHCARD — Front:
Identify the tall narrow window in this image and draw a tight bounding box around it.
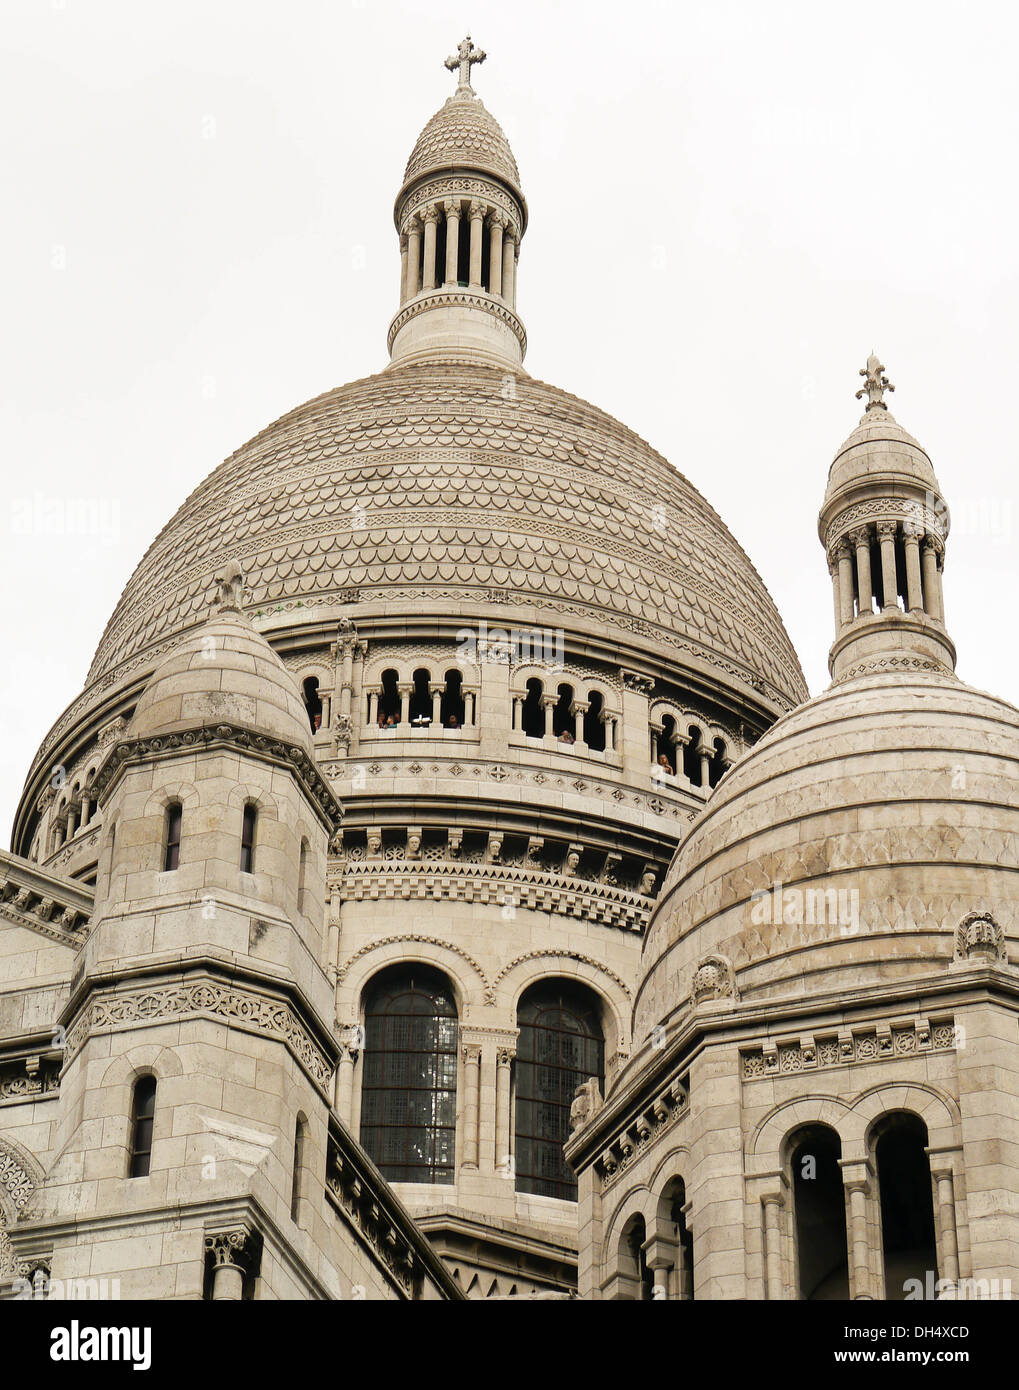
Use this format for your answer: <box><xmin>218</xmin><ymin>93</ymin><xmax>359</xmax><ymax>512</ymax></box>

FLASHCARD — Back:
<box><xmin>240</xmin><ymin>803</ymin><xmax>257</xmax><ymax>873</ymax></box>
<box><xmin>790</xmin><ymin>1124</ymin><xmax>850</xmax><ymax>1299</ymax></box>
<box><xmin>514</xmin><ymin>981</ymin><xmax>604</xmax><ymax>1200</ymax></box>
<box><xmin>129</xmin><ymin>1075</ymin><xmax>157</xmax><ymax>1178</ymax></box>
<box><xmin>297</xmin><ymin>838</ymin><xmax>309</xmax><ymax>913</ymax></box>
<box><xmin>441</xmin><ymin>669</ymin><xmax>465</xmax><ymax>728</ymax></box>
<box><xmin>521</xmin><ymin>678</ymin><xmax>545</xmax><ymax>738</ymax></box>
<box><xmin>409</xmin><ymin>667</ymin><xmax>432</xmax><ymax>725</ymax></box>
<box><xmin>876</xmin><ymin>1112</ymin><xmax>938</xmax><ymax>1300</ymax></box>
<box><xmin>584</xmin><ymin>690</ymin><xmax>606</xmax><ymax>751</ymax></box>
<box><xmin>682</xmin><ymin>726</ymin><xmax>702</xmax><ymax>783</ymax></box>
<box><xmin>302</xmin><ymin>677</ymin><xmax>322</xmax><ymax>733</ymax></box>
<box><xmin>291</xmin><ymin>1115</ymin><xmax>307</xmax><ymax>1223</ymax></box>
<box><xmin>360</xmin><ymin>966</ymin><xmax>458</xmax><ymax>1184</ymax></box>
<box><xmin>619</xmin><ymin>1214</ymin><xmax>653</xmax><ymax>1300</ymax></box>
<box><xmin>163</xmin><ymin>803</ymin><xmax>182</xmax><ymax>871</ymax></box>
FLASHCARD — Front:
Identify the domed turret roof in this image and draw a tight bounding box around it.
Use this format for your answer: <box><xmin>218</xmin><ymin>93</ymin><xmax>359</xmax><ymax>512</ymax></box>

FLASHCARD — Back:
<box><xmin>404</xmin><ymin>91</ymin><xmax>520</xmax><ymax>190</ymax></box>
<box><xmin>84</xmin><ymin>362</ymin><xmax>806</xmax><ymax>709</ymax></box>
<box><xmin>129</xmin><ymin>606</ymin><xmax>313</xmax><ymax>751</ymax></box>
<box><xmin>635</xmin><ymin>669</ymin><xmax>1019</xmax><ymax>1045</ymax></box>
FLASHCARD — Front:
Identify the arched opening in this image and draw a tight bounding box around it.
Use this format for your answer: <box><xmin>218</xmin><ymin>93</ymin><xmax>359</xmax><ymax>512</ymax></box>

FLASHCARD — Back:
<box><xmin>657</xmin><ymin>714</ymin><xmax>677</xmax><ymax>774</ymax></box>
<box><xmin>409</xmin><ymin>667</ymin><xmax>432</xmax><ymax>725</ymax></box>
<box><xmin>514</xmin><ymin>980</ymin><xmax>604</xmax><ymax>1200</ymax></box>
<box><xmin>240</xmin><ymin>802</ymin><xmax>257</xmax><ymax>873</ymax></box>
<box><xmin>291</xmin><ymin>1114</ymin><xmax>307</xmax><ymax>1224</ymax></box>
<box><xmin>521</xmin><ymin>678</ymin><xmax>545</xmax><ymax>739</ymax></box>
<box><xmin>584</xmin><ymin>691</ymin><xmax>606</xmax><ymax>751</ymax></box>
<box><xmin>441</xmin><ymin>669</ymin><xmax>465</xmax><ymax>728</ymax></box>
<box><xmin>875</xmin><ymin>1112</ymin><xmax>938</xmax><ymax>1299</ymax></box>
<box><xmin>129</xmin><ymin>1075</ymin><xmax>157</xmax><ymax>1178</ymax></box>
<box><xmin>552</xmin><ymin>684</ymin><xmax>575</xmax><ymax>743</ymax></box>
<box><xmin>163</xmin><ymin>803</ymin><xmax>182</xmax><ymax>872</ymax></box>
<box><xmin>789</xmin><ymin>1124</ymin><xmax>850</xmax><ymax>1300</ymax></box>
<box><xmin>618</xmin><ymin>1214</ymin><xmax>654</xmax><ymax>1301</ymax></box>
<box><xmin>657</xmin><ymin>1176</ymin><xmax>694</xmax><ymax>1299</ymax></box>
<box><xmin>682</xmin><ymin>725</ymin><xmax>702</xmax><ymax>784</ymax></box>
<box><xmin>708</xmin><ymin>737</ymin><xmax>728</xmax><ymax>789</ymax></box>
<box><xmin>302</xmin><ymin>677</ymin><xmax>323</xmax><ymax>734</ymax></box>
<box><xmin>379</xmin><ymin>669</ymin><xmax>400</xmax><ymax>726</ymax></box>
<box><xmin>360</xmin><ymin>964</ymin><xmax>458</xmax><ymax>1184</ymax></box>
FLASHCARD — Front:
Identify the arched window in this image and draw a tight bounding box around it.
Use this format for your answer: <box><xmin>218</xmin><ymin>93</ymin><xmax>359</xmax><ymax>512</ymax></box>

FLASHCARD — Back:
<box><xmin>302</xmin><ymin>677</ymin><xmax>322</xmax><ymax>734</ymax></box>
<box><xmin>521</xmin><ymin>678</ymin><xmax>545</xmax><ymax>738</ymax></box>
<box><xmin>240</xmin><ymin>803</ymin><xmax>257</xmax><ymax>873</ymax></box>
<box><xmin>789</xmin><ymin>1124</ymin><xmax>850</xmax><ymax>1299</ymax></box>
<box><xmin>409</xmin><ymin>667</ymin><xmax>432</xmax><ymax>725</ymax></box>
<box><xmin>291</xmin><ymin>1114</ymin><xmax>307</xmax><ymax>1223</ymax></box>
<box><xmin>657</xmin><ymin>1176</ymin><xmax>694</xmax><ymax>1299</ymax></box>
<box><xmin>657</xmin><ymin>714</ymin><xmax>677</xmax><ymax>774</ymax></box>
<box><xmin>552</xmin><ymin>684</ymin><xmax>575</xmax><ymax>742</ymax></box>
<box><xmin>163</xmin><ymin>803</ymin><xmax>182</xmax><ymax>871</ymax></box>
<box><xmin>875</xmin><ymin>1112</ymin><xmax>938</xmax><ymax>1299</ymax></box>
<box><xmin>682</xmin><ymin>725</ymin><xmax>703</xmax><ymax>784</ymax></box>
<box><xmin>514</xmin><ymin>981</ymin><xmax>604</xmax><ymax>1200</ymax></box>
<box><xmin>441</xmin><ymin>669</ymin><xmax>465</xmax><ymax>728</ymax></box>
<box><xmin>360</xmin><ymin>965</ymin><xmax>458</xmax><ymax>1184</ymax></box>
<box><xmin>618</xmin><ymin>1214</ymin><xmax>654</xmax><ymax>1300</ymax></box>
<box><xmin>129</xmin><ymin>1075</ymin><xmax>157</xmax><ymax>1178</ymax></box>
<box><xmin>707</xmin><ymin>737</ymin><xmax>728</xmax><ymax>789</ymax></box>
<box><xmin>584</xmin><ymin>691</ymin><xmax>606</xmax><ymax>751</ymax></box>
<box><xmin>379</xmin><ymin>669</ymin><xmax>400</xmax><ymax>726</ymax></box>
<box><xmin>297</xmin><ymin>837</ymin><xmax>309</xmax><ymax>913</ymax></box>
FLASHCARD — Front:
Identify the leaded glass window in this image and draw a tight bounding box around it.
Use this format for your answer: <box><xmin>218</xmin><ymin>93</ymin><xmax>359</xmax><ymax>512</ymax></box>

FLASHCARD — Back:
<box><xmin>514</xmin><ymin>983</ymin><xmax>604</xmax><ymax>1200</ymax></box>
<box><xmin>360</xmin><ymin>966</ymin><xmax>458</xmax><ymax>1184</ymax></box>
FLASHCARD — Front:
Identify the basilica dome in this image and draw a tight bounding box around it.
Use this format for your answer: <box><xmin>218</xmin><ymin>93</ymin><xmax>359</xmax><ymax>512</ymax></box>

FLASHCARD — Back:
<box><xmin>634</xmin><ymin>668</ymin><xmax>1019</xmax><ymax>1045</ymax></box>
<box><xmin>404</xmin><ymin>91</ymin><xmax>521</xmax><ymax>191</ymax></box>
<box><xmin>83</xmin><ymin>362</ymin><xmax>804</xmax><ymax>708</ymax></box>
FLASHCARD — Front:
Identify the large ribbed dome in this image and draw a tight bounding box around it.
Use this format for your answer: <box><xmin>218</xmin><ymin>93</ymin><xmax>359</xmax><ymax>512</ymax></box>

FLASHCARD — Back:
<box><xmin>84</xmin><ymin>362</ymin><xmax>805</xmax><ymax>708</ymax></box>
<box><xmin>634</xmin><ymin>669</ymin><xmax>1019</xmax><ymax>1046</ymax></box>
<box><xmin>404</xmin><ymin>92</ymin><xmax>521</xmax><ymax>189</ymax></box>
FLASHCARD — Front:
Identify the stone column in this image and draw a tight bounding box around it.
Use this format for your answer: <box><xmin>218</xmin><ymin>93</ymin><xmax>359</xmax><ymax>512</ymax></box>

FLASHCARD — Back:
<box><xmin>877</xmin><ymin>521</ymin><xmax>899</xmax><ymax>610</ymax></box>
<box><xmin>572</xmin><ymin>699</ymin><xmax>590</xmax><ymax>754</ymax></box>
<box><xmin>495</xmin><ymin>1045</ymin><xmax>515</xmax><ymax>1177</ymax></box>
<box><xmin>922</xmin><ymin>535</ymin><xmax>945</xmax><ymax>621</ymax></box>
<box><xmin>931</xmin><ymin>1165</ymin><xmax>960</xmax><ymax>1285</ymax></box>
<box><xmin>836</xmin><ymin>539</ymin><xmax>855</xmax><ymax>626</ymax></box>
<box><xmin>903</xmin><ymin>524</ymin><xmax>924</xmax><ymax>610</ymax></box>
<box><xmin>398</xmin><ymin>683</ymin><xmax>411</xmax><ymax>726</ymax></box>
<box><xmin>851</xmin><ymin>526</ymin><xmax>873</xmax><ymax>617</ymax></box>
<box><xmin>512</xmin><ymin>696</ymin><xmax>522</xmax><ymax>731</ymax></box>
<box><xmin>65</xmin><ymin>804</ymin><xmax>78</xmax><ymax>838</ymax></box>
<box><xmin>504</xmin><ymin>235</ymin><xmax>517</xmax><ymax>307</ymax></box>
<box><xmin>443</xmin><ymin>199</ymin><xmax>461</xmax><ymax>284</ymax></box>
<box><xmin>468</xmin><ymin>200</ymin><xmax>485</xmax><ymax>287</ymax></box>
<box><xmin>698</xmin><ymin>744</ymin><xmax>711</xmax><ymax>788</ymax></box>
<box><xmin>204</xmin><ymin>1228</ymin><xmax>258</xmax><ymax>1300</ymax></box>
<box><xmin>367</xmin><ymin>689</ymin><xmax>379</xmax><ymax>727</ymax></box>
<box><xmin>430</xmin><ymin>683</ymin><xmax>443</xmax><ymax>725</ymax></box>
<box><xmin>334</xmin><ymin>1041</ymin><xmax>359</xmax><ymax>1123</ymax></box>
<box><xmin>405</xmin><ymin>217</ymin><xmax>421</xmax><ymax>298</ymax></box>
<box><xmin>488</xmin><ymin>211</ymin><xmax>506</xmax><ymax>297</ymax></box>
<box><xmin>840</xmin><ymin>1164</ymin><xmax>876</xmax><ymax>1300</ymax></box>
<box><xmin>828</xmin><ymin>552</ymin><xmax>842</xmax><ymax>632</ymax></box>
<box><xmin>399</xmin><ymin>232</ymin><xmax>409</xmax><ymax>303</ymax></box>
<box><xmin>462</xmin><ymin>1044</ymin><xmax>482</xmax><ymax>1170</ymax></box>
<box><xmin>421</xmin><ymin>207</ymin><xmax>440</xmax><ymax>291</ymax></box>
<box><xmin>762</xmin><ymin>1194</ymin><xmax>785</xmax><ymax>1300</ymax></box>
<box><xmin>79</xmin><ymin>791</ymin><xmax>91</xmax><ymax>829</ymax></box>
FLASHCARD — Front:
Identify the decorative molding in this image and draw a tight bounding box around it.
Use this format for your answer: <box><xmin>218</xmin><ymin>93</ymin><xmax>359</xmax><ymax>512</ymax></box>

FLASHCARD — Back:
<box><xmin>954</xmin><ymin>911</ymin><xmax>1006</xmax><ymax>963</ymax></box>
<box><xmin>64</xmin><ymin>979</ymin><xmax>333</xmax><ymax>1089</ymax></box>
<box><xmin>336</xmin><ymin>933</ymin><xmax>492</xmax><ymax>1000</ymax></box>
<box><xmin>741</xmin><ymin>1017</ymin><xmax>955</xmax><ymax>1079</ymax></box>
<box><xmin>595</xmin><ymin>1077</ymin><xmax>688</xmax><ymax>1191</ymax></box>
<box><xmin>387</xmin><ymin>289</ymin><xmax>527</xmax><ymax>354</ymax></box>
<box><xmin>492</xmin><ymin>949</ymin><xmax>632</xmax><ymax>999</ymax></box>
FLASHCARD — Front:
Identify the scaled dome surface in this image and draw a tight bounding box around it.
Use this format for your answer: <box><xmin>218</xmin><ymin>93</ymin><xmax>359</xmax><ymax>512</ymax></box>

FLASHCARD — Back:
<box><xmin>404</xmin><ymin>91</ymin><xmax>521</xmax><ymax>190</ymax></box>
<box><xmin>86</xmin><ymin>362</ymin><xmax>806</xmax><ymax>709</ymax></box>
<box><xmin>634</xmin><ymin>669</ymin><xmax>1019</xmax><ymax>1045</ymax></box>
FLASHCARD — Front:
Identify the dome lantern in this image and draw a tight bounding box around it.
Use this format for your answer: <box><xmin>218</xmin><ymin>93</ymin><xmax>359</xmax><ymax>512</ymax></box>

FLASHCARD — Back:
<box><xmin>387</xmin><ymin>37</ymin><xmax>528</xmax><ymax>370</ymax></box>
<box><xmin>818</xmin><ymin>354</ymin><xmax>955</xmax><ymax>683</ymax></box>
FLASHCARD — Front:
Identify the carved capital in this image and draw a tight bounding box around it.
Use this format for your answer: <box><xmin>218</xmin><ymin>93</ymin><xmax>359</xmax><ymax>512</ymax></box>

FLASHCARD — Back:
<box><xmin>443</xmin><ymin>198</ymin><xmax>462</xmax><ymax>219</ymax></box>
<box><xmin>204</xmin><ymin>1226</ymin><xmax>259</xmax><ymax>1272</ymax></box>
<box><xmin>420</xmin><ymin>206</ymin><xmax>441</xmax><ymax>227</ymax></box>
<box><xmin>876</xmin><ymin>519</ymin><xmax>899</xmax><ymax>538</ymax></box>
<box><xmin>468</xmin><ymin>199</ymin><xmax>486</xmax><ymax>220</ymax></box>
<box><xmin>848</xmin><ymin>526</ymin><xmax>872</xmax><ymax>548</ymax></box>
<box><xmin>486</xmin><ymin>208</ymin><xmax>507</xmax><ymax>231</ymax></box>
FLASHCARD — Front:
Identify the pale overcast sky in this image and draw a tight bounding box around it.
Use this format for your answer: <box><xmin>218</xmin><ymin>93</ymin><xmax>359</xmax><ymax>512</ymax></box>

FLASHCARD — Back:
<box><xmin>2</xmin><ymin>0</ymin><xmax>1017</xmax><ymax>845</ymax></box>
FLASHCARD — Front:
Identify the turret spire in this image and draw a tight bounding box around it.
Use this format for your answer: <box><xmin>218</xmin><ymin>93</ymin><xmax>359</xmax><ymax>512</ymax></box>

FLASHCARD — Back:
<box><xmin>819</xmin><ymin>357</ymin><xmax>955</xmax><ymax>682</ymax></box>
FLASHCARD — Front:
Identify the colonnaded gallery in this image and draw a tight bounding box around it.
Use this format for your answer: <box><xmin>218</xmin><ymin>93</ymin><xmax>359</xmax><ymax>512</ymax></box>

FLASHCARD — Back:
<box><xmin>1</xmin><ymin>39</ymin><xmax>1016</xmax><ymax>1303</ymax></box>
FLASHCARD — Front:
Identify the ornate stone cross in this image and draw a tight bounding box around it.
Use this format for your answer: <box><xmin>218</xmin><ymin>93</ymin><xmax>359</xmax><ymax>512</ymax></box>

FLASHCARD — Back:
<box><xmin>856</xmin><ymin>352</ymin><xmax>895</xmax><ymax>411</ymax></box>
<box><xmin>445</xmin><ymin>35</ymin><xmax>486</xmax><ymax>92</ymax></box>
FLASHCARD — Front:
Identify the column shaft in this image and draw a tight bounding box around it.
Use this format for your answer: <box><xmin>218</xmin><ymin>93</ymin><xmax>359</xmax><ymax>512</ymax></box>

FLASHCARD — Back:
<box><xmin>422</xmin><ymin>210</ymin><xmax>439</xmax><ymax>291</ymax></box>
<box><xmin>852</xmin><ymin>528</ymin><xmax>873</xmax><ymax>616</ymax></box>
<box><xmin>469</xmin><ymin>203</ymin><xmax>485</xmax><ymax>287</ymax></box>
<box><xmin>837</xmin><ymin>545</ymin><xmax>855</xmax><ymax>626</ymax></box>
<box><xmin>443</xmin><ymin>202</ymin><xmax>460</xmax><ymax>284</ymax></box>
<box><xmin>503</xmin><ymin>235</ymin><xmax>516</xmax><ymax>306</ymax></box>
<box><xmin>462</xmin><ymin>1047</ymin><xmax>481</xmax><ymax>1170</ymax></box>
<box><xmin>488</xmin><ymin>215</ymin><xmax>504</xmax><ymax>296</ymax></box>
<box><xmin>406</xmin><ymin>222</ymin><xmax>421</xmax><ymax>298</ymax></box>
<box><xmin>878</xmin><ymin>523</ymin><xmax>898</xmax><ymax>609</ymax></box>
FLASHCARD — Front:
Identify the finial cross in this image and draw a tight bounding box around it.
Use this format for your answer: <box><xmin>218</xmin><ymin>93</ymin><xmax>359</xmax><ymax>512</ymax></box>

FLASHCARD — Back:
<box><xmin>445</xmin><ymin>35</ymin><xmax>486</xmax><ymax>92</ymax></box>
<box><xmin>855</xmin><ymin>352</ymin><xmax>895</xmax><ymax>411</ymax></box>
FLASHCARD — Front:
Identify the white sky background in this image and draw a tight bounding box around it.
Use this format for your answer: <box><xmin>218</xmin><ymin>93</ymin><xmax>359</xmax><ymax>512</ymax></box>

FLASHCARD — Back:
<box><xmin>1</xmin><ymin>0</ymin><xmax>1017</xmax><ymax>844</ymax></box>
